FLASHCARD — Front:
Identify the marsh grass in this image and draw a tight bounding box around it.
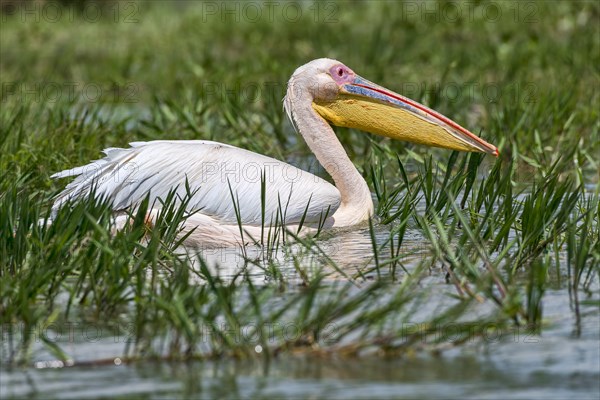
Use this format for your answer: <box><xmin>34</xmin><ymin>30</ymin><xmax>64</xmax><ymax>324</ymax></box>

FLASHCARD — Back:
<box><xmin>0</xmin><ymin>1</ymin><xmax>599</xmax><ymax>368</ymax></box>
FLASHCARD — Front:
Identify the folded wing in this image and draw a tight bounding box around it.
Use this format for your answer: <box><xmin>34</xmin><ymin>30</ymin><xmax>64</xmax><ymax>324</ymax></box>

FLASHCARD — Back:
<box><xmin>52</xmin><ymin>140</ymin><xmax>341</xmax><ymax>225</ymax></box>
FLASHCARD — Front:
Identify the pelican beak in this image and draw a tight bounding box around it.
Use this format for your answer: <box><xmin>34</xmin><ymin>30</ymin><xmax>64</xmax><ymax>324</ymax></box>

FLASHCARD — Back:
<box><xmin>313</xmin><ymin>75</ymin><xmax>498</xmax><ymax>156</ymax></box>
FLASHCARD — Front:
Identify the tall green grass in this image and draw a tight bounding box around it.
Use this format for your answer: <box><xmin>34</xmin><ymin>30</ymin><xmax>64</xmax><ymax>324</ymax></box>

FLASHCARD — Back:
<box><xmin>1</xmin><ymin>1</ymin><xmax>598</xmax><ymax>366</ymax></box>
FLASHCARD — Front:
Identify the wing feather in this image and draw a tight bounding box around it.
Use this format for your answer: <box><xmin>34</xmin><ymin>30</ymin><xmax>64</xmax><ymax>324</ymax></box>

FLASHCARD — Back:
<box><xmin>52</xmin><ymin>140</ymin><xmax>341</xmax><ymax>225</ymax></box>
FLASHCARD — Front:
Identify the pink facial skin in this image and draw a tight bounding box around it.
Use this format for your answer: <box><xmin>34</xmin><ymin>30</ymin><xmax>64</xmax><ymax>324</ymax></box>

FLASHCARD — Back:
<box><xmin>329</xmin><ymin>64</ymin><xmax>356</xmax><ymax>85</ymax></box>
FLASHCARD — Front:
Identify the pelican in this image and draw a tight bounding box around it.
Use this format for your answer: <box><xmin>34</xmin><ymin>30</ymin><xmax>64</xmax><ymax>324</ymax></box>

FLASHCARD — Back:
<box><xmin>51</xmin><ymin>59</ymin><xmax>498</xmax><ymax>247</ymax></box>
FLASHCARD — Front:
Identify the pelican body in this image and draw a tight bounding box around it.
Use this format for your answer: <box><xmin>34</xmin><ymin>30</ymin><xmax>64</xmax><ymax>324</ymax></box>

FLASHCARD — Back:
<box><xmin>52</xmin><ymin>59</ymin><xmax>498</xmax><ymax>247</ymax></box>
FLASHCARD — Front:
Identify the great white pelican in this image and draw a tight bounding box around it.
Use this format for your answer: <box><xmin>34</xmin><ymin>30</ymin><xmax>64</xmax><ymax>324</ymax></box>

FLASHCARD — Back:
<box><xmin>51</xmin><ymin>59</ymin><xmax>498</xmax><ymax>247</ymax></box>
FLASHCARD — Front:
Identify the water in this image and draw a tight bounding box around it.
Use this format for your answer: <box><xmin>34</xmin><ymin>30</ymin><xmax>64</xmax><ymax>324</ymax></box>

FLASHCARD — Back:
<box><xmin>2</xmin><ymin>300</ymin><xmax>599</xmax><ymax>399</ymax></box>
<box><xmin>2</xmin><ymin>246</ymin><xmax>598</xmax><ymax>399</ymax></box>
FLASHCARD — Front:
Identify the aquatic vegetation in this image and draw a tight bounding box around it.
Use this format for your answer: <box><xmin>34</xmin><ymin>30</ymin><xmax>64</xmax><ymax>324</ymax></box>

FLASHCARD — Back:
<box><xmin>0</xmin><ymin>1</ymin><xmax>598</xmax><ymax>380</ymax></box>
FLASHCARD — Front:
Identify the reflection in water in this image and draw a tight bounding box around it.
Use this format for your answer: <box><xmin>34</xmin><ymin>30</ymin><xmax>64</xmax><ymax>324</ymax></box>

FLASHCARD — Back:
<box><xmin>2</xmin><ymin>259</ymin><xmax>598</xmax><ymax>399</ymax></box>
<box><xmin>183</xmin><ymin>224</ymin><xmax>430</xmax><ymax>284</ymax></box>
<box><xmin>4</xmin><ymin>333</ymin><xmax>599</xmax><ymax>400</ymax></box>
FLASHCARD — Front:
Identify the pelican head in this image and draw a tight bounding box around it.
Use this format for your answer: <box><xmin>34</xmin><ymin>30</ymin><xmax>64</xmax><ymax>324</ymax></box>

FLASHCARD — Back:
<box><xmin>285</xmin><ymin>58</ymin><xmax>498</xmax><ymax>156</ymax></box>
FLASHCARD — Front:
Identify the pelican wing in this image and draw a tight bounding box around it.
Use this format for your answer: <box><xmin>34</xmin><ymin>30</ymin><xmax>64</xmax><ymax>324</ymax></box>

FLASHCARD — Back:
<box><xmin>52</xmin><ymin>140</ymin><xmax>341</xmax><ymax>225</ymax></box>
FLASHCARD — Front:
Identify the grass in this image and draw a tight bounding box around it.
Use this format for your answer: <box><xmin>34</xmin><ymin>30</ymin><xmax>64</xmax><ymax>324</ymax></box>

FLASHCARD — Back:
<box><xmin>0</xmin><ymin>0</ymin><xmax>599</xmax><ymax>369</ymax></box>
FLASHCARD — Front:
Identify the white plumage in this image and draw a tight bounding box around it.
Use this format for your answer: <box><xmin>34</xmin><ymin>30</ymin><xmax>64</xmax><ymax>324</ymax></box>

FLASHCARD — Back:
<box><xmin>52</xmin><ymin>140</ymin><xmax>341</xmax><ymax>239</ymax></box>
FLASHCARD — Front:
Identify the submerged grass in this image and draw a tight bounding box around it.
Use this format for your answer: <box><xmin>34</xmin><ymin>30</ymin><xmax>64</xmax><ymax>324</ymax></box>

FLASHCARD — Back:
<box><xmin>0</xmin><ymin>1</ymin><xmax>599</xmax><ymax>368</ymax></box>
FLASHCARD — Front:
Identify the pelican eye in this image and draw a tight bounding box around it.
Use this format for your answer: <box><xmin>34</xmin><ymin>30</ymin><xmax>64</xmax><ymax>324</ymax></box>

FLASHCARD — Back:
<box><xmin>329</xmin><ymin>65</ymin><xmax>352</xmax><ymax>83</ymax></box>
